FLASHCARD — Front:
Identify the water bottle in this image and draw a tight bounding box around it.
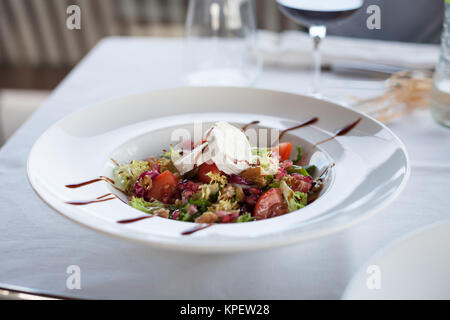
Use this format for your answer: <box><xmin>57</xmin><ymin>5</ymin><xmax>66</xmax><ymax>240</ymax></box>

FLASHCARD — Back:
<box><xmin>430</xmin><ymin>0</ymin><xmax>450</xmax><ymax>127</ymax></box>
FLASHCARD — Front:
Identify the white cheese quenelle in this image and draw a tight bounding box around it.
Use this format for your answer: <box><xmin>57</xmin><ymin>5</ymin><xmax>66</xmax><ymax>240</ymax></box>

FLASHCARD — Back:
<box><xmin>173</xmin><ymin>121</ymin><xmax>253</xmax><ymax>175</ymax></box>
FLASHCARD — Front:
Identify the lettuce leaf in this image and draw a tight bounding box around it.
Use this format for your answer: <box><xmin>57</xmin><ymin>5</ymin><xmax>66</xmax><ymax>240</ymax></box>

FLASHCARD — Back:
<box><xmin>286</xmin><ymin>165</ymin><xmax>309</xmax><ymax>177</ymax></box>
<box><xmin>280</xmin><ymin>181</ymin><xmax>307</xmax><ymax>212</ymax></box>
<box><xmin>129</xmin><ymin>196</ymin><xmax>165</xmax><ymax>213</ymax></box>
<box><xmin>252</xmin><ymin>147</ymin><xmax>279</xmax><ymax>174</ymax></box>
<box><xmin>236</xmin><ymin>213</ymin><xmax>253</xmax><ymax>223</ymax></box>
<box><xmin>304</xmin><ymin>165</ymin><xmax>317</xmax><ymax>176</ymax></box>
<box><xmin>113</xmin><ymin>160</ymin><xmax>149</xmax><ymax>194</ymax></box>
<box><xmin>252</xmin><ymin>147</ymin><xmax>271</xmax><ymax>167</ymax></box>
<box><xmin>162</xmin><ymin>144</ymin><xmax>181</xmax><ymax>162</ymax></box>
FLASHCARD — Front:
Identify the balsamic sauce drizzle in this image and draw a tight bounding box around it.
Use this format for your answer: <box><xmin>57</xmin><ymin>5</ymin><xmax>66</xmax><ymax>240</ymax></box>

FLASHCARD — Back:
<box><xmin>194</xmin><ymin>144</ymin><xmax>209</xmax><ymax>167</ymax></box>
<box><xmin>65</xmin><ymin>193</ymin><xmax>116</xmax><ymax>206</ymax></box>
<box><xmin>97</xmin><ymin>193</ymin><xmax>114</xmax><ymax>199</ymax></box>
<box><xmin>65</xmin><ymin>175</ymin><xmax>125</xmax><ymax>194</ymax></box>
<box><xmin>279</xmin><ymin>117</ymin><xmax>319</xmax><ymax>140</ymax></box>
<box><xmin>110</xmin><ymin>158</ymin><xmax>120</xmax><ymax>166</ymax></box>
<box><xmin>117</xmin><ymin>215</ymin><xmax>154</xmax><ymax>224</ymax></box>
<box><xmin>181</xmin><ymin>224</ymin><xmax>214</xmax><ymax>235</ymax></box>
<box><xmin>314</xmin><ymin>117</ymin><xmax>362</xmax><ymax>146</ymax></box>
<box><xmin>65</xmin><ymin>176</ymin><xmax>114</xmax><ymax>188</ymax></box>
<box><xmin>64</xmin><ymin>169</ymin><xmax>127</xmax><ymax>206</ymax></box>
<box><xmin>242</xmin><ymin>120</ymin><xmax>260</xmax><ymax>132</ymax></box>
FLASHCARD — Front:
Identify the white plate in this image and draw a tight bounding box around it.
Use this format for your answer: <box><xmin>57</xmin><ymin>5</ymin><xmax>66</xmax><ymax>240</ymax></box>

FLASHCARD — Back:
<box><xmin>28</xmin><ymin>87</ymin><xmax>409</xmax><ymax>253</ymax></box>
<box><xmin>343</xmin><ymin>220</ymin><xmax>450</xmax><ymax>299</ymax></box>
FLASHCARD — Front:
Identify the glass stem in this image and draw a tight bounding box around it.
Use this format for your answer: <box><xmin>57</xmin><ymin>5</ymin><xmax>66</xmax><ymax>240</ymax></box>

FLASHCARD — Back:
<box><xmin>309</xmin><ymin>25</ymin><xmax>327</xmax><ymax>96</ymax></box>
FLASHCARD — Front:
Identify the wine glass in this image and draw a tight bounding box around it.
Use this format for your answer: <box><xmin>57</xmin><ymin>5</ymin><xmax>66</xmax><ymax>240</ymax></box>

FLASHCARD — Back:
<box><xmin>276</xmin><ymin>0</ymin><xmax>364</xmax><ymax>96</ymax></box>
<box><xmin>184</xmin><ymin>0</ymin><xmax>261</xmax><ymax>86</ymax></box>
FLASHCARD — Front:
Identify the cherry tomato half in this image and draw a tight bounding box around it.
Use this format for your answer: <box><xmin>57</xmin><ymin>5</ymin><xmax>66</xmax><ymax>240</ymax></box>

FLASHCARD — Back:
<box><xmin>147</xmin><ymin>170</ymin><xmax>178</xmax><ymax>203</ymax></box>
<box><xmin>273</xmin><ymin>142</ymin><xmax>292</xmax><ymax>162</ymax></box>
<box><xmin>253</xmin><ymin>188</ymin><xmax>288</xmax><ymax>219</ymax></box>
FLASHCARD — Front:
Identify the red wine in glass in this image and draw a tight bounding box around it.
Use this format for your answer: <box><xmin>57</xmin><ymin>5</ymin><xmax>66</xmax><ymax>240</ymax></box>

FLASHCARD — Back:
<box><xmin>276</xmin><ymin>0</ymin><xmax>364</xmax><ymax>95</ymax></box>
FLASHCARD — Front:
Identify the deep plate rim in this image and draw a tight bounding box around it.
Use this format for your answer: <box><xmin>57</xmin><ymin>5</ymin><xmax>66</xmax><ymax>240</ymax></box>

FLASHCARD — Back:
<box><xmin>27</xmin><ymin>86</ymin><xmax>411</xmax><ymax>253</ymax></box>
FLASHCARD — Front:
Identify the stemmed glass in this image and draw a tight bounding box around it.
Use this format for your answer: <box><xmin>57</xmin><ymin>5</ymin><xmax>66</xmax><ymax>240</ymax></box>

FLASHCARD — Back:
<box><xmin>276</xmin><ymin>0</ymin><xmax>364</xmax><ymax>96</ymax></box>
<box><xmin>184</xmin><ymin>0</ymin><xmax>261</xmax><ymax>86</ymax></box>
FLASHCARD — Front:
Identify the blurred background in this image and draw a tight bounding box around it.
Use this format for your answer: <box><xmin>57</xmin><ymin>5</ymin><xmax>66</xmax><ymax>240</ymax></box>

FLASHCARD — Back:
<box><xmin>0</xmin><ymin>0</ymin><xmax>444</xmax><ymax>144</ymax></box>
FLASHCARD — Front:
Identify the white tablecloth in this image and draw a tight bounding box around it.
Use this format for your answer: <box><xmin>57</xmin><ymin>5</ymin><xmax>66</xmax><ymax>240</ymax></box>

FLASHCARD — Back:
<box><xmin>1</xmin><ymin>38</ymin><xmax>449</xmax><ymax>299</ymax></box>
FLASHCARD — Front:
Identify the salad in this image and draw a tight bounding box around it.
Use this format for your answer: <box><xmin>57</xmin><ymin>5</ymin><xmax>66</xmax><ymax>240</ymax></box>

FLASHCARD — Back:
<box><xmin>113</xmin><ymin>121</ymin><xmax>324</xmax><ymax>223</ymax></box>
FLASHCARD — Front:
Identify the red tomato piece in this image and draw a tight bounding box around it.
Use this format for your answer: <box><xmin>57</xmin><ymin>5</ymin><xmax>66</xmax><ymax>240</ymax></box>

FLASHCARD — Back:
<box><xmin>278</xmin><ymin>142</ymin><xmax>292</xmax><ymax>162</ymax></box>
<box><xmin>273</xmin><ymin>142</ymin><xmax>292</xmax><ymax>162</ymax></box>
<box><xmin>198</xmin><ymin>162</ymin><xmax>220</xmax><ymax>183</ymax></box>
<box><xmin>147</xmin><ymin>170</ymin><xmax>178</xmax><ymax>203</ymax></box>
<box><xmin>253</xmin><ymin>188</ymin><xmax>288</xmax><ymax>219</ymax></box>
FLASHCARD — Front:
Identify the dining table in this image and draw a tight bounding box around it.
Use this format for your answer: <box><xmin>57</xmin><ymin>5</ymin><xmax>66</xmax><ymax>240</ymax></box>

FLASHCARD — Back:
<box><xmin>0</xmin><ymin>36</ymin><xmax>449</xmax><ymax>300</ymax></box>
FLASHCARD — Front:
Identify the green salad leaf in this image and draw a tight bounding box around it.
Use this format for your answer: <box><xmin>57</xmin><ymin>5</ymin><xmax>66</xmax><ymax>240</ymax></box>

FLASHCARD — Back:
<box><xmin>162</xmin><ymin>144</ymin><xmax>181</xmax><ymax>162</ymax></box>
<box><xmin>286</xmin><ymin>165</ymin><xmax>309</xmax><ymax>177</ymax></box>
<box><xmin>129</xmin><ymin>196</ymin><xmax>165</xmax><ymax>213</ymax></box>
<box><xmin>188</xmin><ymin>196</ymin><xmax>212</xmax><ymax>214</ymax></box>
<box><xmin>113</xmin><ymin>160</ymin><xmax>149</xmax><ymax>194</ymax></box>
<box><xmin>175</xmin><ymin>194</ymin><xmax>212</xmax><ymax>222</ymax></box>
<box><xmin>280</xmin><ymin>181</ymin><xmax>308</xmax><ymax>212</ymax></box>
<box><xmin>236</xmin><ymin>213</ymin><xmax>253</xmax><ymax>223</ymax></box>
<box><xmin>252</xmin><ymin>147</ymin><xmax>272</xmax><ymax>170</ymax></box>
<box><xmin>304</xmin><ymin>164</ymin><xmax>317</xmax><ymax>176</ymax></box>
